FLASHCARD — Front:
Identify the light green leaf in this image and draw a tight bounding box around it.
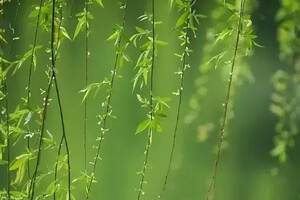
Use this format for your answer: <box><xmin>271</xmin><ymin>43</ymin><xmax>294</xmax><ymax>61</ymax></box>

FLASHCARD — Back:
<box><xmin>176</xmin><ymin>11</ymin><xmax>189</xmax><ymax>27</ymax></box>
<box><xmin>0</xmin><ymin>33</ymin><xmax>7</xmax><ymax>43</ymax></box>
<box><xmin>94</xmin><ymin>0</ymin><xmax>104</xmax><ymax>7</ymax></box>
<box><xmin>10</xmin><ymin>154</ymin><xmax>30</xmax><ymax>184</ymax></box>
<box><xmin>135</xmin><ymin>119</ymin><xmax>151</xmax><ymax>134</ymax></box>
<box><xmin>107</xmin><ymin>31</ymin><xmax>118</xmax><ymax>41</ymax></box>
<box><xmin>73</xmin><ymin>17</ymin><xmax>86</xmax><ymax>39</ymax></box>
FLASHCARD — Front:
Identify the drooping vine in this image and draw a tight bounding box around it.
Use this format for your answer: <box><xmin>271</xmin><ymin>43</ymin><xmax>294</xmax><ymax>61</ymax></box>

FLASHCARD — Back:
<box><xmin>0</xmin><ymin>1</ymin><xmax>21</xmax><ymax>199</ymax></box>
<box><xmin>3</xmin><ymin>73</ymin><xmax>10</xmax><ymax>200</ymax></box>
<box><xmin>73</xmin><ymin>0</ymin><xmax>104</xmax><ymax>173</ymax></box>
<box><xmin>80</xmin><ymin>1</ymin><xmax>130</xmax><ymax>199</ymax></box>
<box><xmin>136</xmin><ymin>1</ymin><xmax>156</xmax><ymax>197</ymax></box>
<box><xmin>270</xmin><ymin>0</ymin><xmax>300</xmax><ymax>163</ymax></box>
<box><xmin>28</xmin><ymin>0</ymin><xmax>72</xmax><ymax>199</ymax></box>
<box><xmin>186</xmin><ymin>0</ymin><xmax>258</xmax><ymax>137</ymax></box>
<box><xmin>51</xmin><ymin>4</ymin><xmax>73</xmax><ymax>200</ymax></box>
<box><xmin>130</xmin><ymin>1</ymin><xmax>168</xmax><ymax>199</ymax></box>
<box><xmin>161</xmin><ymin>0</ymin><xmax>204</xmax><ymax>192</ymax></box>
<box><xmin>84</xmin><ymin>0</ymin><xmax>89</xmax><ymax>171</ymax></box>
<box><xmin>25</xmin><ymin>0</ymin><xmax>44</xmax><ymax>179</ymax></box>
<box><xmin>205</xmin><ymin>0</ymin><xmax>249</xmax><ymax>199</ymax></box>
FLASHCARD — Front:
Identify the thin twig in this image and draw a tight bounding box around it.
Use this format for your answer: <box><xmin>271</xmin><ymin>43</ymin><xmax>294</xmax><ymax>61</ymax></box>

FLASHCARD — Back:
<box><xmin>205</xmin><ymin>1</ymin><xmax>246</xmax><ymax>199</ymax></box>
<box><xmin>162</xmin><ymin>2</ymin><xmax>191</xmax><ymax>192</ymax></box>
<box><xmin>3</xmin><ymin>1</ymin><xmax>20</xmax><ymax>198</ymax></box>
<box><xmin>28</xmin><ymin>75</ymin><xmax>53</xmax><ymax>200</ymax></box>
<box><xmin>85</xmin><ymin>1</ymin><xmax>128</xmax><ymax>199</ymax></box>
<box><xmin>84</xmin><ymin>0</ymin><xmax>89</xmax><ymax>171</ymax></box>
<box><xmin>52</xmin><ymin>6</ymin><xmax>72</xmax><ymax>200</ymax></box>
<box><xmin>3</xmin><ymin>79</ymin><xmax>10</xmax><ymax>200</ymax></box>
<box><xmin>137</xmin><ymin>0</ymin><xmax>155</xmax><ymax>199</ymax></box>
<box><xmin>26</xmin><ymin>0</ymin><xmax>44</xmax><ymax>179</ymax></box>
<box><xmin>28</xmin><ymin>1</ymin><xmax>72</xmax><ymax>199</ymax></box>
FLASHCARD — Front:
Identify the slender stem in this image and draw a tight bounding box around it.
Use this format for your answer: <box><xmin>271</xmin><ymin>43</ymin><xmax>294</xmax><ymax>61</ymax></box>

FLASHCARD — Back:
<box><xmin>28</xmin><ymin>76</ymin><xmax>53</xmax><ymax>200</ymax></box>
<box><xmin>29</xmin><ymin>1</ymin><xmax>72</xmax><ymax>199</ymax></box>
<box><xmin>84</xmin><ymin>0</ymin><xmax>89</xmax><ymax>171</ymax></box>
<box><xmin>2</xmin><ymin>2</ymin><xmax>20</xmax><ymax>199</ymax></box>
<box><xmin>137</xmin><ymin>0</ymin><xmax>155</xmax><ymax>199</ymax></box>
<box><xmin>3</xmin><ymin>79</ymin><xmax>10</xmax><ymax>200</ymax></box>
<box><xmin>53</xmin><ymin>77</ymin><xmax>72</xmax><ymax>200</ymax></box>
<box><xmin>162</xmin><ymin>3</ymin><xmax>190</xmax><ymax>192</ymax></box>
<box><xmin>51</xmin><ymin>6</ymin><xmax>72</xmax><ymax>200</ymax></box>
<box><xmin>137</xmin><ymin>129</ymin><xmax>152</xmax><ymax>200</ymax></box>
<box><xmin>26</xmin><ymin>0</ymin><xmax>44</xmax><ymax>179</ymax></box>
<box><xmin>85</xmin><ymin>2</ymin><xmax>128</xmax><ymax>199</ymax></box>
<box><xmin>205</xmin><ymin>1</ymin><xmax>246</xmax><ymax>199</ymax></box>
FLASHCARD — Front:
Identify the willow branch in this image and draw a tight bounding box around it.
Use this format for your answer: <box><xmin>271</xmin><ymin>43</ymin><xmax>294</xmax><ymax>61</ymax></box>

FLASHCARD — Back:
<box><xmin>3</xmin><ymin>79</ymin><xmax>10</xmax><ymax>200</ymax></box>
<box><xmin>29</xmin><ymin>1</ymin><xmax>72</xmax><ymax>199</ymax></box>
<box><xmin>205</xmin><ymin>0</ymin><xmax>246</xmax><ymax>199</ymax></box>
<box><xmin>137</xmin><ymin>0</ymin><xmax>155</xmax><ymax>199</ymax></box>
<box><xmin>51</xmin><ymin>6</ymin><xmax>72</xmax><ymax>200</ymax></box>
<box><xmin>26</xmin><ymin>0</ymin><xmax>44</xmax><ymax>179</ymax></box>
<box><xmin>84</xmin><ymin>0</ymin><xmax>89</xmax><ymax>171</ymax></box>
<box><xmin>162</xmin><ymin>4</ymin><xmax>190</xmax><ymax>192</ymax></box>
<box><xmin>85</xmin><ymin>1</ymin><xmax>128</xmax><ymax>199</ymax></box>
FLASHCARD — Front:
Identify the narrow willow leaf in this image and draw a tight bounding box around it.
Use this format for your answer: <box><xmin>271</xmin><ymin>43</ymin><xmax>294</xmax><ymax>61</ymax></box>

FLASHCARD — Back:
<box><xmin>60</xmin><ymin>26</ymin><xmax>72</xmax><ymax>40</ymax></box>
<box><xmin>73</xmin><ymin>17</ymin><xmax>86</xmax><ymax>39</ymax></box>
<box><xmin>0</xmin><ymin>33</ymin><xmax>7</xmax><ymax>43</ymax></box>
<box><xmin>107</xmin><ymin>31</ymin><xmax>118</xmax><ymax>41</ymax></box>
<box><xmin>135</xmin><ymin>119</ymin><xmax>151</xmax><ymax>134</ymax></box>
<box><xmin>94</xmin><ymin>0</ymin><xmax>104</xmax><ymax>7</ymax></box>
<box><xmin>176</xmin><ymin>11</ymin><xmax>189</xmax><ymax>27</ymax></box>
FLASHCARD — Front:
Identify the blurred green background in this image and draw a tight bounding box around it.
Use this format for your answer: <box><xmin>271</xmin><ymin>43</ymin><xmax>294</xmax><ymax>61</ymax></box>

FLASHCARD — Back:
<box><xmin>1</xmin><ymin>0</ymin><xmax>300</xmax><ymax>199</ymax></box>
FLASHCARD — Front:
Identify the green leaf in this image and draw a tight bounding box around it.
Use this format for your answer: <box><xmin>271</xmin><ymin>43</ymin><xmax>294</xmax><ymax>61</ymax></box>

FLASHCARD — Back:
<box><xmin>0</xmin><ymin>91</ymin><xmax>5</xmax><ymax>100</ymax></box>
<box><xmin>156</xmin><ymin>40</ymin><xmax>168</xmax><ymax>46</ymax></box>
<box><xmin>135</xmin><ymin>119</ymin><xmax>151</xmax><ymax>134</ymax></box>
<box><xmin>225</xmin><ymin>3</ymin><xmax>236</xmax><ymax>12</ymax></box>
<box><xmin>176</xmin><ymin>0</ymin><xmax>184</xmax><ymax>7</ymax></box>
<box><xmin>0</xmin><ymin>160</ymin><xmax>8</xmax><ymax>165</ymax></box>
<box><xmin>107</xmin><ymin>31</ymin><xmax>118</xmax><ymax>41</ymax></box>
<box><xmin>94</xmin><ymin>0</ymin><xmax>104</xmax><ymax>7</ymax></box>
<box><xmin>169</xmin><ymin>0</ymin><xmax>174</xmax><ymax>8</ymax></box>
<box><xmin>73</xmin><ymin>17</ymin><xmax>86</xmax><ymax>39</ymax></box>
<box><xmin>80</xmin><ymin>82</ymin><xmax>104</xmax><ymax>102</ymax></box>
<box><xmin>0</xmin><ymin>33</ymin><xmax>7</xmax><ymax>43</ymax></box>
<box><xmin>9</xmin><ymin>154</ymin><xmax>30</xmax><ymax>184</ymax></box>
<box><xmin>176</xmin><ymin>11</ymin><xmax>189</xmax><ymax>28</ymax></box>
<box><xmin>60</xmin><ymin>26</ymin><xmax>72</xmax><ymax>40</ymax></box>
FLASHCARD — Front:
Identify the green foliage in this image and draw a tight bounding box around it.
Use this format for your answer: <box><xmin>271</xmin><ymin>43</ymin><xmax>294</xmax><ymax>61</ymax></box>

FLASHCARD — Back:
<box><xmin>135</xmin><ymin>95</ymin><xmax>169</xmax><ymax>135</ymax></box>
<box><xmin>187</xmin><ymin>0</ymin><xmax>258</xmax><ymax>130</ymax></box>
<box><xmin>1</xmin><ymin>0</ymin><xmax>300</xmax><ymax>199</ymax></box>
<box><xmin>130</xmin><ymin>15</ymin><xmax>167</xmax><ymax>90</ymax></box>
<box><xmin>73</xmin><ymin>10</ymin><xmax>94</xmax><ymax>40</ymax></box>
<box><xmin>270</xmin><ymin>0</ymin><xmax>300</xmax><ymax>163</ymax></box>
<box><xmin>83</xmin><ymin>1</ymin><xmax>130</xmax><ymax>198</ymax></box>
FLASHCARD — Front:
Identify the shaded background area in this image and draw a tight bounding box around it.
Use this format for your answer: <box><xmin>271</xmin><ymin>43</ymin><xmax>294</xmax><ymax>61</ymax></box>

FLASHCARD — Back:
<box><xmin>1</xmin><ymin>0</ymin><xmax>300</xmax><ymax>199</ymax></box>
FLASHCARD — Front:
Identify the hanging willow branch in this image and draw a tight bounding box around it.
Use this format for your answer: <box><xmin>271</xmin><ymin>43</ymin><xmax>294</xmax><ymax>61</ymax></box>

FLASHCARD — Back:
<box><xmin>137</xmin><ymin>1</ymin><xmax>155</xmax><ymax>199</ymax></box>
<box><xmin>52</xmin><ymin>6</ymin><xmax>72</xmax><ymax>200</ymax></box>
<box><xmin>83</xmin><ymin>0</ymin><xmax>89</xmax><ymax>171</ymax></box>
<box><xmin>3</xmin><ymin>79</ymin><xmax>10</xmax><ymax>200</ymax></box>
<box><xmin>206</xmin><ymin>0</ymin><xmax>246</xmax><ymax>199</ymax></box>
<box><xmin>26</xmin><ymin>0</ymin><xmax>44</xmax><ymax>179</ymax></box>
<box><xmin>2</xmin><ymin>1</ymin><xmax>21</xmax><ymax>199</ymax></box>
<box><xmin>29</xmin><ymin>0</ymin><xmax>71</xmax><ymax>199</ymax></box>
<box><xmin>85</xmin><ymin>1</ymin><xmax>128</xmax><ymax>199</ymax></box>
<box><xmin>162</xmin><ymin>1</ymin><xmax>190</xmax><ymax>192</ymax></box>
